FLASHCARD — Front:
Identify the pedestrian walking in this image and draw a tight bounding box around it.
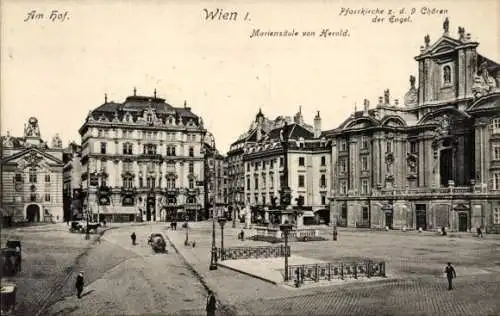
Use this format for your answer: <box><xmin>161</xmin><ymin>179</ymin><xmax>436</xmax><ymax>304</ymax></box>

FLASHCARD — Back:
<box><xmin>206</xmin><ymin>290</ymin><xmax>217</xmax><ymax>316</ymax></box>
<box><xmin>444</xmin><ymin>262</ymin><xmax>456</xmax><ymax>290</ymax></box>
<box><xmin>75</xmin><ymin>271</ymin><xmax>84</xmax><ymax>298</ymax></box>
<box><xmin>131</xmin><ymin>232</ymin><xmax>137</xmax><ymax>245</ymax></box>
<box><xmin>103</xmin><ymin>219</ymin><xmax>107</xmax><ymax>228</ymax></box>
<box><xmin>477</xmin><ymin>226</ymin><xmax>484</xmax><ymax>239</ymax></box>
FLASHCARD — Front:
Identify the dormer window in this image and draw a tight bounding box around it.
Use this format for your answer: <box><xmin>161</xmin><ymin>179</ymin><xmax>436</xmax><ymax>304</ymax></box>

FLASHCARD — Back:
<box><xmin>147</xmin><ymin>113</ymin><xmax>153</xmax><ymax>123</ymax></box>
<box><xmin>443</xmin><ymin>65</ymin><xmax>452</xmax><ymax>85</ymax></box>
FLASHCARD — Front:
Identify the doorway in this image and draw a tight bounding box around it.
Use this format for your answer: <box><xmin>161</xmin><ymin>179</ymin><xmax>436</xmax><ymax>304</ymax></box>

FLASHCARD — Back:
<box><xmin>340</xmin><ymin>203</ymin><xmax>347</xmax><ymax>227</ymax></box>
<box><xmin>440</xmin><ymin>148</ymin><xmax>453</xmax><ymax>186</ymax></box>
<box><xmin>26</xmin><ymin>204</ymin><xmax>40</xmax><ymax>222</ymax></box>
<box><xmin>458</xmin><ymin>213</ymin><xmax>468</xmax><ymax>232</ymax></box>
<box><xmin>146</xmin><ymin>208</ymin><xmax>152</xmax><ymax>221</ymax></box>
<box><xmin>385</xmin><ymin>212</ymin><xmax>393</xmax><ymax>229</ymax></box>
<box><xmin>415</xmin><ymin>204</ymin><xmax>427</xmax><ymax>230</ymax></box>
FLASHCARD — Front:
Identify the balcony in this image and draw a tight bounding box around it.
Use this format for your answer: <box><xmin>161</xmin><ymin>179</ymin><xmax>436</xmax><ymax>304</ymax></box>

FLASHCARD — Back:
<box><xmin>121</xmin><ymin>187</ymin><xmax>137</xmax><ymax>195</ymax></box>
<box><xmin>138</xmin><ymin>153</ymin><xmax>163</xmax><ymax>161</ymax></box>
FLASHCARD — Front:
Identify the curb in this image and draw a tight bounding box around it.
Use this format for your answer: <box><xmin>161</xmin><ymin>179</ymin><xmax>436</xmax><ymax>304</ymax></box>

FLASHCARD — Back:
<box><xmin>163</xmin><ymin>232</ymin><xmax>238</xmax><ymax>316</ymax></box>
<box><xmin>35</xmin><ymin>223</ymin><xmax>146</xmax><ymax>316</ymax></box>
<box><xmin>217</xmin><ymin>262</ymin><xmax>279</xmax><ymax>285</ymax></box>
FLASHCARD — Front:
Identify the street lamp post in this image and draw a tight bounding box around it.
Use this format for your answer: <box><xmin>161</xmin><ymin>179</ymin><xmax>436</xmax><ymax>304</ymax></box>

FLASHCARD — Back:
<box><xmin>204</xmin><ymin>132</ymin><xmax>218</xmax><ymax>271</ymax></box>
<box><xmin>185</xmin><ymin>216</ymin><xmax>189</xmax><ymax>245</ymax></box>
<box><xmin>280</xmin><ymin>223</ymin><xmax>293</xmax><ymax>281</ymax></box>
<box><xmin>218</xmin><ymin>217</ymin><xmax>227</xmax><ymax>260</ymax></box>
<box><xmin>279</xmin><ymin>122</ymin><xmax>291</xmax><ymax>222</ymax></box>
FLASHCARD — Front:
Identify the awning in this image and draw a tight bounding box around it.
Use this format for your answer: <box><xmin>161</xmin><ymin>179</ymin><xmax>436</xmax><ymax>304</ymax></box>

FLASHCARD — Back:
<box><xmin>302</xmin><ymin>211</ymin><xmax>315</xmax><ymax>217</ymax></box>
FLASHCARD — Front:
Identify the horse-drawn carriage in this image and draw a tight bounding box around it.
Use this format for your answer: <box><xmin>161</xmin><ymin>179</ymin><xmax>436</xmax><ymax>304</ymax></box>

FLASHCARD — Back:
<box><xmin>69</xmin><ymin>221</ymin><xmax>101</xmax><ymax>234</ymax></box>
<box><xmin>1</xmin><ymin>240</ymin><xmax>22</xmax><ymax>276</ymax></box>
<box><xmin>148</xmin><ymin>233</ymin><xmax>167</xmax><ymax>253</ymax></box>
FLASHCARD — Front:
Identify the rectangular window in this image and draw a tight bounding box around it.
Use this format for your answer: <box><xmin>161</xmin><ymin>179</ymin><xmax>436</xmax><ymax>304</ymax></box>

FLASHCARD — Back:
<box><xmin>493</xmin><ymin>146</ymin><xmax>500</xmax><ymax>160</ymax></box>
<box><xmin>362</xmin><ymin>207</ymin><xmax>369</xmax><ymax>220</ymax></box>
<box><xmin>29</xmin><ymin>171</ymin><xmax>37</xmax><ymax>183</ymax></box>
<box><xmin>246</xmin><ymin>178</ymin><xmax>250</xmax><ymax>190</ymax></box>
<box><xmin>492</xmin><ymin>118</ymin><xmax>500</xmax><ymax>134</ymax></box>
<box><xmin>494</xmin><ymin>172</ymin><xmax>500</xmax><ymax>190</ymax></box>
<box><xmin>45</xmin><ymin>193</ymin><xmax>51</xmax><ymax>202</ymax></box>
<box><xmin>270</xmin><ymin>160</ymin><xmax>274</xmax><ymax>169</ymax></box>
<box><xmin>298</xmin><ymin>157</ymin><xmax>305</xmax><ymax>166</ymax></box>
<box><xmin>189</xmin><ymin>162</ymin><xmax>194</xmax><ymax>173</ymax></box>
<box><xmin>189</xmin><ymin>179</ymin><xmax>194</xmax><ymax>189</ymax></box>
<box><xmin>361</xmin><ymin>156</ymin><xmax>368</xmax><ymax>171</ymax></box>
<box><xmin>269</xmin><ymin>175</ymin><xmax>274</xmax><ymax>189</ymax></box>
<box><xmin>100</xmin><ymin>142</ymin><xmax>107</xmax><ymax>154</ymax></box>
<box><xmin>321</xmin><ymin>195</ymin><xmax>326</xmax><ymax>205</ymax></box>
<box><xmin>340</xmin><ymin>139</ymin><xmax>347</xmax><ymax>151</ymax></box>
<box><xmin>246</xmin><ymin>163</ymin><xmax>250</xmax><ymax>172</ymax></box>
<box><xmin>340</xmin><ymin>158</ymin><xmax>347</xmax><ymax>173</ymax></box>
<box><xmin>361</xmin><ymin>137</ymin><xmax>369</xmax><ymax>150</ymax></box>
<box><xmin>15</xmin><ymin>173</ymin><xmax>23</xmax><ymax>182</ymax></box>
<box><xmin>410</xmin><ymin>141</ymin><xmax>418</xmax><ymax>154</ymax></box>
<box><xmin>361</xmin><ymin>179</ymin><xmax>369</xmax><ymax>194</ymax></box>
<box><xmin>298</xmin><ymin>175</ymin><xmax>305</xmax><ymax>187</ymax></box>
<box><xmin>493</xmin><ymin>207</ymin><xmax>500</xmax><ymax>224</ymax></box>
<box><xmin>31</xmin><ymin>193</ymin><xmax>37</xmax><ymax>202</ymax></box>
<box><xmin>386</xmin><ymin>140</ymin><xmax>392</xmax><ymax>153</ymax></box>
<box><xmin>321</xmin><ymin>156</ymin><xmax>326</xmax><ymax>166</ymax></box>
<box><xmin>262</xmin><ymin>194</ymin><xmax>266</xmax><ymax>205</ymax></box>
<box><xmin>45</xmin><ymin>174</ymin><xmax>51</xmax><ymax>182</ymax></box>
<box><xmin>320</xmin><ymin>174</ymin><xmax>326</xmax><ymax>187</ymax></box>
<box><xmin>280</xmin><ymin>157</ymin><xmax>284</xmax><ymax>167</ymax></box>
<box><xmin>139</xmin><ymin>177</ymin><xmax>143</xmax><ymax>188</ymax></box>
<box><xmin>254</xmin><ymin>177</ymin><xmax>259</xmax><ymax>190</ymax></box>
<box><xmin>340</xmin><ymin>181</ymin><xmax>347</xmax><ymax>194</ymax></box>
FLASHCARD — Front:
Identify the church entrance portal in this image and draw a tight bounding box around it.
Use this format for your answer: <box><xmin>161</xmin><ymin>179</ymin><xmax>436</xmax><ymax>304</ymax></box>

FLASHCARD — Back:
<box><xmin>26</xmin><ymin>204</ymin><xmax>40</xmax><ymax>222</ymax></box>
<box><xmin>440</xmin><ymin>147</ymin><xmax>453</xmax><ymax>187</ymax></box>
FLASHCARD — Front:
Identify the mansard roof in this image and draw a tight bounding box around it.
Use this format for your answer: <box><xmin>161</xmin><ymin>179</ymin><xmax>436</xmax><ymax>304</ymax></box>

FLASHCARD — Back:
<box><xmin>264</xmin><ymin>123</ymin><xmax>314</xmax><ymax>141</ymax></box>
<box><xmin>86</xmin><ymin>94</ymin><xmax>201</xmax><ymax>125</ymax></box>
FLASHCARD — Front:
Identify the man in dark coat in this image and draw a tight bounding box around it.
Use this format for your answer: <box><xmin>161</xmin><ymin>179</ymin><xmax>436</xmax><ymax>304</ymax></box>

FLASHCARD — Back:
<box><xmin>206</xmin><ymin>290</ymin><xmax>217</xmax><ymax>316</ymax></box>
<box><xmin>444</xmin><ymin>262</ymin><xmax>456</xmax><ymax>290</ymax></box>
<box><xmin>131</xmin><ymin>232</ymin><xmax>137</xmax><ymax>245</ymax></box>
<box><xmin>75</xmin><ymin>271</ymin><xmax>84</xmax><ymax>298</ymax></box>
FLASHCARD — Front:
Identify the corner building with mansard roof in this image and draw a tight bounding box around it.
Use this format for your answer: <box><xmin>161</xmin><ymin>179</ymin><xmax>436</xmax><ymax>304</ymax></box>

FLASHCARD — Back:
<box><xmin>328</xmin><ymin>19</ymin><xmax>500</xmax><ymax>233</ymax></box>
<box><xmin>78</xmin><ymin>89</ymin><xmax>209</xmax><ymax>222</ymax></box>
<box><xmin>240</xmin><ymin>107</ymin><xmax>332</xmax><ymax>225</ymax></box>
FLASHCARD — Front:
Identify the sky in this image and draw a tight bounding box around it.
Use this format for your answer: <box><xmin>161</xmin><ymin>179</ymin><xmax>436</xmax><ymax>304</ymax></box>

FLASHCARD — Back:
<box><xmin>1</xmin><ymin>0</ymin><xmax>499</xmax><ymax>153</ymax></box>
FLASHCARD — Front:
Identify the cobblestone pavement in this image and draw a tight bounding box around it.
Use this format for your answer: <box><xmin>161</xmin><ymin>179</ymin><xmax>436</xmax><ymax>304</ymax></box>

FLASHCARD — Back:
<box><xmin>1</xmin><ymin>223</ymin><xmax>101</xmax><ymax>316</ymax></box>
<box><xmin>165</xmin><ymin>221</ymin><xmax>500</xmax><ymax>316</ymax></box>
<box><xmin>46</xmin><ymin>224</ymin><xmax>208</xmax><ymax>316</ymax></box>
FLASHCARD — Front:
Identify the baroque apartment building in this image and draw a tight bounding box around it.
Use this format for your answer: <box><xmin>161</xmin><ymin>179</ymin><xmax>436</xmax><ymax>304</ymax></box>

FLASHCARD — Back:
<box><xmin>241</xmin><ymin>108</ymin><xmax>332</xmax><ymax>224</ymax></box>
<box><xmin>329</xmin><ymin>18</ymin><xmax>500</xmax><ymax>233</ymax></box>
<box><xmin>1</xmin><ymin>117</ymin><xmax>65</xmax><ymax>223</ymax></box>
<box><xmin>78</xmin><ymin>89</ymin><xmax>209</xmax><ymax>222</ymax></box>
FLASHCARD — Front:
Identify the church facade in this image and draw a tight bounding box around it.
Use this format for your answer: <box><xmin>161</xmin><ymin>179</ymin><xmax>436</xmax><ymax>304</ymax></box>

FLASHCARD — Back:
<box><xmin>329</xmin><ymin>19</ymin><xmax>500</xmax><ymax>233</ymax></box>
<box><xmin>78</xmin><ymin>89</ymin><xmax>210</xmax><ymax>222</ymax></box>
<box><xmin>1</xmin><ymin>117</ymin><xmax>65</xmax><ymax>223</ymax></box>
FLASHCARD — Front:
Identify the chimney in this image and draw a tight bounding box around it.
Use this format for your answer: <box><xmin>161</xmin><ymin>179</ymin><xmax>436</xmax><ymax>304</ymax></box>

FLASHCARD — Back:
<box><xmin>363</xmin><ymin>99</ymin><xmax>370</xmax><ymax>111</ymax></box>
<box><xmin>378</xmin><ymin>96</ymin><xmax>384</xmax><ymax>106</ymax></box>
<box><xmin>466</xmin><ymin>33</ymin><xmax>471</xmax><ymax>41</ymax></box>
<box><xmin>314</xmin><ymin>111</ymin><xmax>321</xmax><ymax>138</ymax></box>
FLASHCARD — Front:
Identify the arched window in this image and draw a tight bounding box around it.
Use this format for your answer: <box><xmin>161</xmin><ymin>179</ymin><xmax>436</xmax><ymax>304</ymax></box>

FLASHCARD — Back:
<box><xmin>189</xmin><ymin>147</ymin><xmax>194</xmax><ymax>157</ymax></box>
<box><xmin>443</xmin><ymin>65</ymin><xmax>451</xmax><ymax>84</ymax></box>
<box><xmin>320</xmin><ymin>174</ymin><xmax>326</xmax><ymax>187</ymax></box>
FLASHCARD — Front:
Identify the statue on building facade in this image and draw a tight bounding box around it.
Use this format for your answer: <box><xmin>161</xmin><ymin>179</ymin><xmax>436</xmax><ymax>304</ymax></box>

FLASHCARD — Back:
<box><xmin>384</xmin><ymin>89</ymin><xmax>390</xmax><ymax>105</ymax></box>
<box><xmin>24</xmin><ymin>117</ymin><xmax>41</xmax><ymax>137</ymax></box>
<box><xmin>443</xmin><ymin>17</ymin><xmax>449</xmax><ymax>34</ymax></box>
<box><xmin>472</xmin><ymin>61</ymin><xmax>497</xmax><ymax>98</ymax></box>
<box><xmin>404</xmin><ymin>75</ymin><xmax>418</xmax><ymax>106</ymax></box>
<box><xmin>424</xmin><ymin>34</ymin><xmax>430</xmax><ymax>47</ymax></box>
<box><xmin>2</xmin><ymin>131</ymin><xmax>14</xmax><ymax>147</ymax></box>
<box><xmin>51</xmin><ymin>133</ymin><xmax>63</xmax><ymax>148</ymax></box>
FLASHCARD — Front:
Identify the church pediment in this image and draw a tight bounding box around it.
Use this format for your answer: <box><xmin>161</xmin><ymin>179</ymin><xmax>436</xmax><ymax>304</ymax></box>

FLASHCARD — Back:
<box><xmin>417</xmin><ymin>106</ymin><xmax>470</xmax><ymax>126</ymax></box>
<box><xmin>467</xmin><ymin>93</ymin><xmax>500</xmax><ymax>112</ymax></box>
<box><xmin>2</xmin><ymin>148</ymin><xmax>64</xmax><ymax>168</ymax></box>
<box><xmin>343</xmin><ymin>117</ymin><xmax>379</xmax><ymax>130</ymax></box>
<box><xmin>427</xmin><ymin>37</ymin><xmax>463</xmax><ymax>55</ymax></box>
